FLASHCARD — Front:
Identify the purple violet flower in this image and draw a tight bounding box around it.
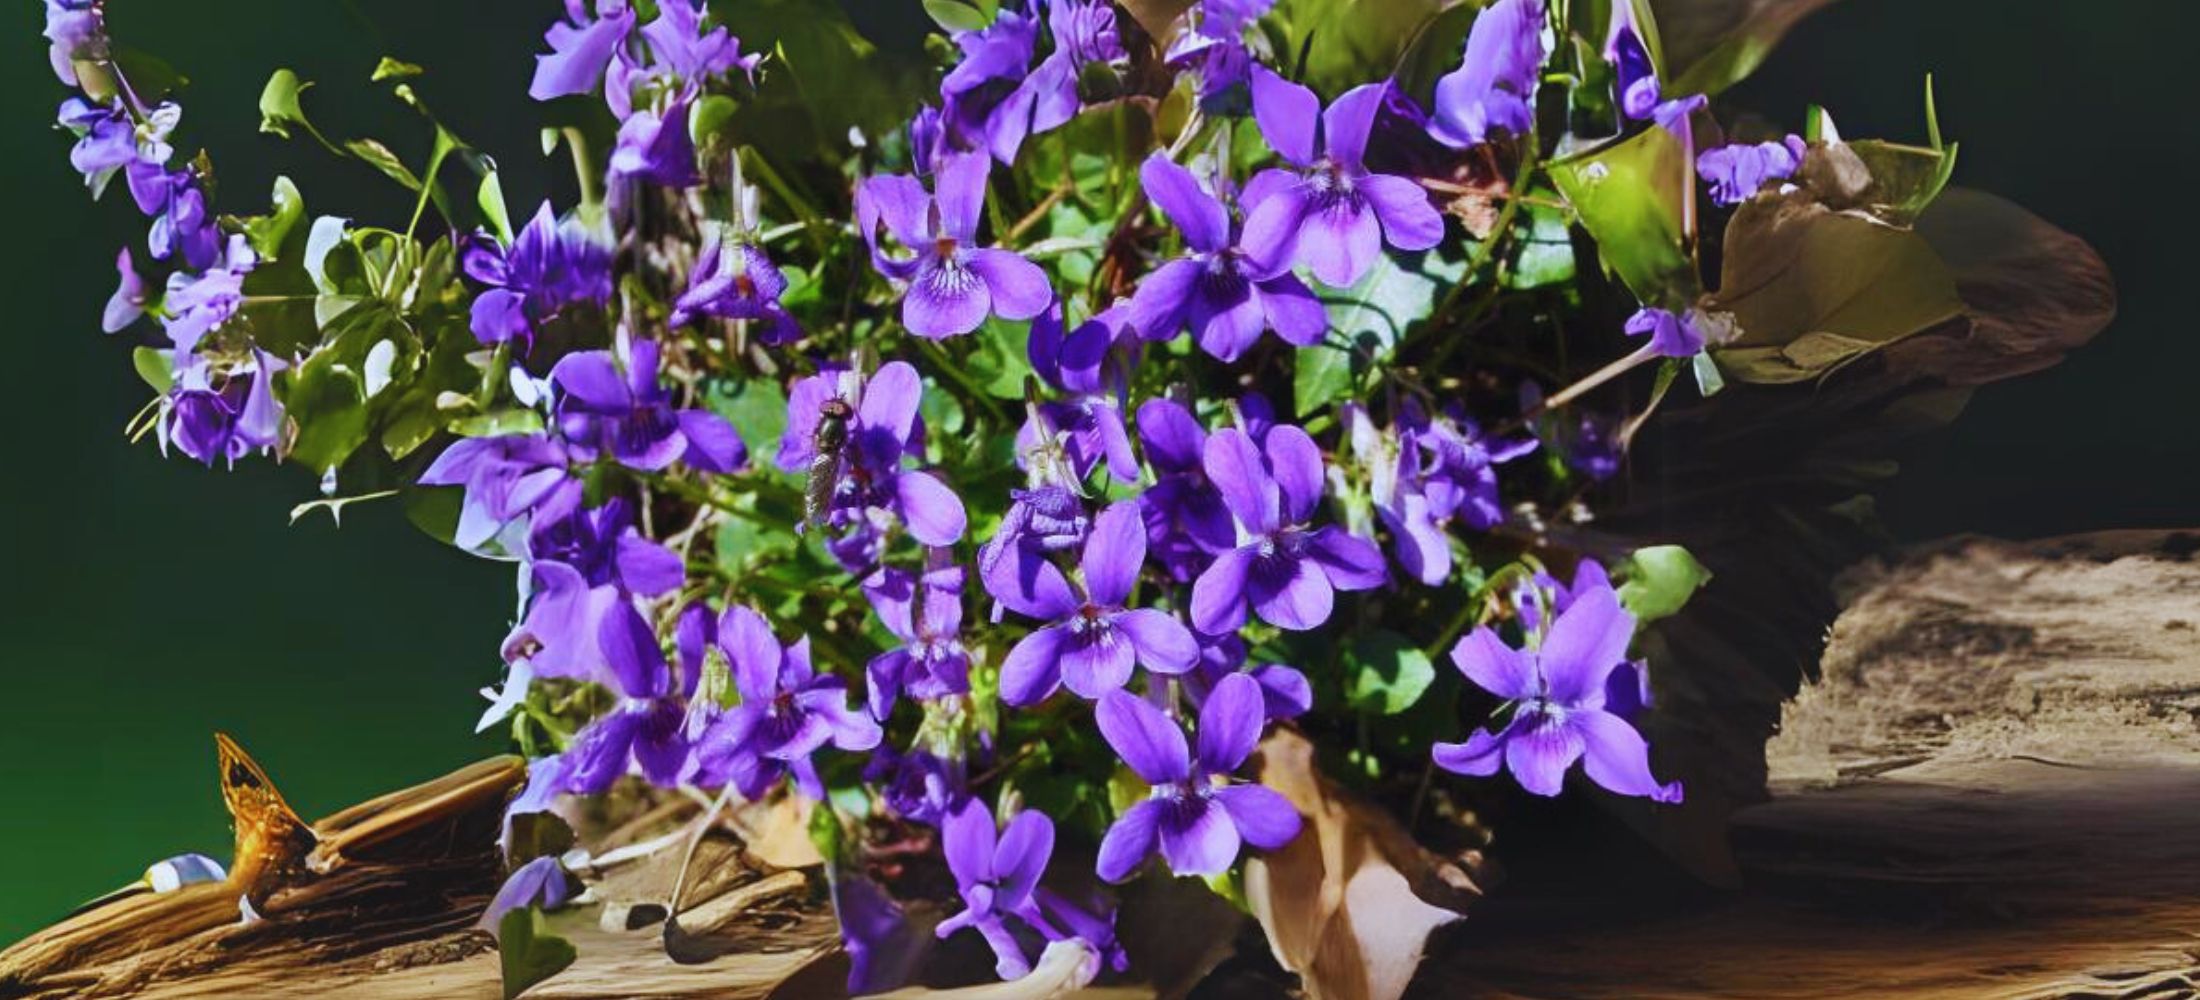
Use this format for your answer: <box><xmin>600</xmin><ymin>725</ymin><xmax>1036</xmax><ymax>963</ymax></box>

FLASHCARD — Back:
<box><xmin>1433</xmin><ymin>582</ymin><xmax>1682</xmax><ymax>802</ymax></box>
<box><xmin>979</xmin><ymin>478</ymin><xmax>1090</xmax><ymax>622</ymax></box>
<box><xmin>461</xmin><ymin>202</ymin><xmax>614</xmax><ymax>350</ymax></box>
<box><xmin>530</xmin><ymin>0</ymin><xmax>639</xmax><ymax>101</ymax></box>
<box><xmin>780</xmin><ymin>362</ymin><xmax>968</xmax><ymax>563</ymax></box>
<box><xmin>1604</xmin><ymin>2</ymin><xmax>1704</xmax><ymax>133</ymax></box>
<box><xmin>418</xmin><ymin>434</ymin><xmax>575</xmax><ymax>552</ymax></box>
<box><xmin>479</xmin><ymin>856</ymin><xmax>577</xmax><ymax>934</ymax></box>
<box><xmin>865</xmin><ymin>745</ymin><xmax>967</xmax><ymax>825</ymax></box>
<box><xmin>633</xmin><ymin>0</ymin><xmax>760</xmax><ymax>88</ymax></box>
<box><xmin>1165</xmin><ymin>0</ymin><xmax>1273</xmax><ymax>106</ymax></box>
<box><xmin>1698</xmin><ymin>135</ymin><xmax>1809</xmax><ymax>206</ymax></box>
<box><xmin>938</xmin><ymin>8</ymin><xmax>1041</xmax><ymax>161</ymax></box>
<box><xmin>937</xmin><ymin>801</ymin><xmax>1058</xmax><ymax>980</ymax></box>
<box><xmin>1129</xmin><ymin>153</ymin><xmax>1327</xmax><ymax>362</ymax></box>
<box><xmin>1410</xmin><ymin>404</ymin><xmax>1536</xmax><ymax>533</ymax></box>
<box><xmin>692</xmin><ymin>606</ymin><xmax>883</xmax><ymax>799</ymax></box>
<box><xmin>1429</xmin><ymin>0</ymin><xmax>1546</xmax><ymax>149</ymax></box>
<box><xmin>1190</xmin><ymin>425</ymin><xmax>1388</xmax><ymax>634</ymax></box>
<box><xmin>1094</xmin><ymin>674</ymin><xmax>1302</xmax><ymax>881</ymax></box>
<box><xmin>670</xmin><ymin>234</ymin><xmax>800</xmax><ymax>344</ymax></box>
<box><xmin>608</xmin><ymin>86</ymin><xmax>701</xmax><ymax>188</ymax></box>
<box><xmin>1344</xmin><ymin>403</ymin><xmax>1451</xmax><ymax>586</ymax></box>
<box><xmin>863</xmin><ymin>561</ymin><xmax>973</xmax><ymax>719</ymax></box>
<box><xmin>161</xmin><ymin>350</ymin><xmax>284</xmax><ymax>468</ymax></box>
<box><xmin>1240</xmin><ymin>69</ymin><xmax>1446</xmax><ymax>289</ymax></box>
<box><xmin>1510</xmin><ymin>560</ymin><xmax>1653</xmax><ymax>719</ymax></box>
<box><xmin>1135</xmin><ymin>398</ymin><xmax>1236</xmax><ymax>584</ymax></box>
<box><xmin>58</xmin><ymin>97</ymin><xmax>138</xmax><ymax>194</ymax></box>
<box><xmin>1622</xmin><ymin>306</ymin><xmax>1706</xmax><ymax>358</ymax></box>
<box><xmin>999</xmin><ymin>501</ymin><xmax>1199</xmax><ymax>705</ymax></box>
<box><xmin>856</xmin><ymin>151</ymin><xmax>1052</xmax><ymax>339</ymax></box>
<box><xmin>982</xmin><ymin>0</ymin><xmax>1127</xmax><ymax>163</ymax></box>
<box><xmin>1182</xmin><ymin>633</ymin><xmax>1312</xmax><ymax>721</ymax></box>
<box><xmin>550</xmin><ymin>336</ymin><xmax>746</xmax><ymax>473</ymax></box>
<box><xmin>126</xmin><ymin>163</ymin><xmax>219</xmax><ymax>270</ymax></box>
<box><xmin>1018</xmin><ymin>304</ymin><xmax>1139</xmax><ymax>483</ymax></box>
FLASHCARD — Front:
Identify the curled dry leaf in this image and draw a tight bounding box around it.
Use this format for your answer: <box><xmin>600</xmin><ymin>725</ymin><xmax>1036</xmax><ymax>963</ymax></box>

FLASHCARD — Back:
<box><xmin>1242</xmin><ymin>729</ymin><xmax>1482</xmax><ymax>1000</ymax></box>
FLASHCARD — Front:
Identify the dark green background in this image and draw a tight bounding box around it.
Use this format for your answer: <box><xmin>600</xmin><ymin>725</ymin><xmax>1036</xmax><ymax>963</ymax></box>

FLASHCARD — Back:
<box><xmin>0</xmin><ymin>0</ymin><xmax>2183</xmax><ymax>944</ymax></box>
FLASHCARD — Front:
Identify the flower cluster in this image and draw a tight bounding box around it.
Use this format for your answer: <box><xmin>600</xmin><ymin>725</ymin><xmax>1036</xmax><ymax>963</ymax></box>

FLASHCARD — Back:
<box><xmin>55</xmin><ymin>0</ymin><xmax>1986</xmax><ymax>989</ymax></box>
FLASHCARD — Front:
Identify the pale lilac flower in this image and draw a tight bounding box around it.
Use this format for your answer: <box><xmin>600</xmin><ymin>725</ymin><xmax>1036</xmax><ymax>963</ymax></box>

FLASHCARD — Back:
<box><xmin>126</xmin><ymin>163</ymin><xmax>219</xmax><ymax>270</ymax></box>
<box><xmin>1429</xmin><ymin>0</ymin><xmax>1545</xmax><ymax>148</ymax></box>
<box><xmin>1240</xmin><ymin>69</ymin><xmax>1446</xmax><ymax>288</ymax></box>
<box><xmin>856</xmin><ymin>151</ymin><xmax>1052</xmax><ymax>338</ymax></box>
<box><xmin>44</xmin><ymin>0</ymin><xmax>105</xmax><ymax>87</ymax></box>
<box><xmin>58</xmin><ymin>97</ymin><xmax>136</xmax><ymax>193</ymax></box>
<box><xmin>1129</xmin><ymin>153</ymin><xmax>1327</xmax><ymax>362</ymax></box>
<box><xmin>692</xmin><ymin>606</ymin><xmax>883</xmax><ymax>799</ymax></box>
<box><xmin>1698</xmin><ymin>135</ymin><xmax>1808</xmax><ymax>206</ymax></box>
<box><xmin>1094</xmin><ymin>674</ymin><xmax>1302</xmax><ymax>881</ymax></box>
<box><xmin>1434</xmin><ymin>583</ymin><xmax>1682</xmax><ymax>802</ymax></box>
<box><xmin>937</xmin><ymin>801</ymin><xmax>1057</xmax><ymax>980</ymax></box>
<box><xmin>159</xmin><ymin>235</ymin><xmax>255</xmax><ymax>354</ymax></box>
<box><xmin>999</xmin><ymin>501</ymin><xmax>1199</xmax><ymax>705</ymax></box>
<box><xmin>550</xmin><ymin>337</ymin><xmax>746</xmax><ymax>473</ymax></box>
<box><xmin>103</xmin><ymin>247</ymin><xmax>147</xmax><ymax>333</ymax></box>
<box><xmin>1190</xmin><ymin>425</ymin><xmax>1388</xmax><ymax>634</ymax></box>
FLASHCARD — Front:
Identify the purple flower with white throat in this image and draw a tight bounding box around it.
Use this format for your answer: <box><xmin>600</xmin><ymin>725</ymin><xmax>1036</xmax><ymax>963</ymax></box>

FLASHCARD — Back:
<box><xmin>780</xmin><ymin>362</ymin><xmax>968</xmax><ymax>562</ymax></box>
<box><xmin>418</xmin><ymin>434</ymin><xmax>575</xmax><ymax>553</ymax></box>
<box><xmin>1000</xmin><ymin>501</ymin><xmax>1199</xmax><ymax>705</ymax></box>
<box><xmin>1190</xmin><ymin>425</ymin><xmax>1388</xmax><ymax>634</ymax></box>
<box><xmin>670</xmin><ymin>234</ymin><xmax>799</xmax><ymax>344</ymax></box>
<box><xmin>1094</xmin><ymin>674</ymin><xmax>1302</xmax><ymax>881</ymax></box>
<box><xmin>1434</xmin><ymin>582</ymin><xmax>1683</xmax><ymax>802</ymax></box>
<box><xmin>530</xmin><ymin>0</ymin><xmax>638</xmax><ymax>101</ymax></box>
<box><xmin>461</xmin><ymin>202</ymin><xmax>613</xmax><ymax>349</ymax></box>
<box><xmin>856</xmin><ymin>151</ymin><xmax>1052</xmax><ymax>339</ymax></box>
<box><xmin>1135</xmin><ymin>398</ymin><xmax>1235</xmax><ymax>583</ymax></box>
<box><xmin>863</xmin><ymin>560</ymin><xmax>972</xmax><ymax>719</ymax></box>
<box><xmin>1129</xmin><ymin>153</ymin><xmax>1327</xmax><ymax>362</ymax></box>
<box><xmin>1240</xmin><ymin>69</ymin><xmax>1446</xmax><ymax>288</ymax></box>
<box><xmin>161</xmin><ymin>350</ymin><xmax>284</xmax><ymax>468</ymax></box>
<box><xmin>550</xmin><ymin>336</ymin><xmax>746</xmax><ymax>473</ymax></box>
<box><xmin>692</xmin><ymin>606</ymin><xmax>883</xmax><ymax>799</ymax></box>
<box><xmin>1429</xmin><ymin>0</ymin><xmax>1545</xmax><ymax>148</ymax></box>
<box><xmin>937</xmin><ymin>801</ymin><xmax>1058</xmax><ymax>980</ymax></box>
<box><xmin>1698</xmin><ymin>135</ymin><xmax>1808</xmax><ymax>206</ymax></box>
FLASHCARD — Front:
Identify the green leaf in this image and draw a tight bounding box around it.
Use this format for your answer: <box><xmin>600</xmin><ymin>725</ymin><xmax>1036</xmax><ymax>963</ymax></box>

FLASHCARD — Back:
<box><xmin>370</xmin><ymin>56</ymin><xmax>424</xmax><ymax>82</ymax></box>
<box><xmin>688</xmin><ymin>93</ymin><xmax>740</xmax><ymax>153</ymax></box>
<box><xmin>285</xmin><ymin>356</ymin><xmax>369</xmax><ymax>473</ymax></box>
<box><xmin>1616</xmin><ymin>545</ymin><xmax>1712</xmax><ymax>623</ymax></box>
<box><xmin>497</xmin><ymin>908</ymin><xmax>576</xmax><ymax>1000</ymax></box>
<box><xmin>704</xmin><ymin>377</ymin><xmax>790</xmax><ymax>461</ymax></box>
<box><xmin>449</xmin><ymin>409</ymin><xmax>547</xmax><ymax>438</ymax></box>
<box><xmin>477</xmin><ymin>171</ymin><xmax>515</xmax><ymax>245</ymax></box>
<box><xmin>1710</xmin><ymin>197</ymin><xmax>1965</xmax><ymax>384</ymax></box>
<box><xmin>1269</xmin><ymin>0</ymin><xmax>1449</xmax><ymax>95</ymax></box>
<box><xmin>242</xmin><ymin>177</ymin><xmax>308</xmax><ymax>262</ymax></box>
<box><xmin>1548</xmin><ymin>125</ymin><xmax>1700</xmax><ymax>308</ymax></box>
<box><xmin>346</xmin><ymin>138</ymin><xmax>424</xmax><ymax>191</ymax></box>
<box><xmin>967</xmin><ymin>318</ymin><xmax>1036</xmax><ymax>399</ymax></box>
<box><xmin>922</xmin><ymin>0</ymin><xmax>990</xmax><ymax>33</ymax></box>
<box><xmin>132</xmin><ymin>347</ymin><xmax>174</xmax><ymax>394</ymax></box>
<box><xmin>257</xmin><ymin>68</ymin><xmax>312</xmax><ymax>139</ymax></box>
<box><xmin>1662</xmin><ymin>0</ymin><xmax>1838</xmax><ymax>98</ymax></box>
<box><xmin>1507</xmin><ymin>199</ymin><xmax>1578</xmax><ymax>290</ymax></box>
<box><xmin>1341</xmin><ymin>629</ymin><xmax>1436</xmax><ymax>716</ymax></box>
<box><xmin>1296</xmin><ymin>248</ymin><xmax>1467</xmax><ymax>418</ymax></box>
